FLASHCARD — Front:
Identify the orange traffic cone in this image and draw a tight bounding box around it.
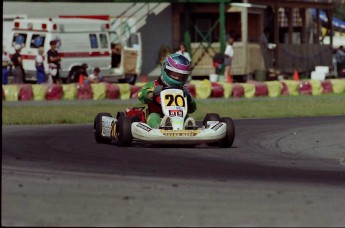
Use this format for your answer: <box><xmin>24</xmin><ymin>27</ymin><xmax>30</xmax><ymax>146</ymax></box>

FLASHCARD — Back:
<box><xmin>79</xmin><ymin>74</ymin><xmax>84</xmax><ymax>85</ymax></box>
<box><xmin>293</xmin><ymin>70</ymin><xmax>299</xmax><ymax>81</ymax></box>
<box><xmin>226</xmin><ymin>73</ymin><xmax>233</xmax><ymax>83</ymax></box>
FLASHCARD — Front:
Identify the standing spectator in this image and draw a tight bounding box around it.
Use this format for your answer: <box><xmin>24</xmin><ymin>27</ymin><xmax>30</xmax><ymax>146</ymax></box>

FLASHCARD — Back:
<box><xmin>111</xmin><ymin>44</ymin><xmax>121</xmax><ymax>68</ymax></box>
<box><xmin>2</xmin><ymin>49</ymin><xmax>12</xmax><ymax>85</ymax></box>
<box><xmin>11</xmin><ymin>44</ymin><xmax>25</xmax><ymax>84</ymax></box>
<box><xmin>47</xmin><ymin>40</ymin><xmax>61</xmax><ymax>84</ymax></box>
<box><xmin>335</xmin><ymin>45</ymin><xmax>345</xmax><ymax>77</ymax></box>
<box><xmin>224</xmin><ymin>37</ymin><xmax>234</xmax><ymax>83</ymax></box>
<box><xmin>175</xmin><ymin>43</ymin><xmax>191</xmax><ymax>62</ymax></box>
<box><xmin>84</xmin><ymin>67</ymin><xmax>103</xmax><ymax>84</ymax></box>
<box><xmin>35</xmin><ymin>47</ymin><xmax>46</xmax><ymax>84</ymax></box>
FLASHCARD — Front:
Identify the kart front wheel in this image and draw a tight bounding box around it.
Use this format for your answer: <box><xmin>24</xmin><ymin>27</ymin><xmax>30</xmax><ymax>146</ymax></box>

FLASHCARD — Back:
<box><xmin>116</xmin><ymin>117</ymin><xmax>133</xmax><ymax>147</ymax></box>
<box><xmin>203</xmin><ymin>113</ymin><xmax>221</xmax><ymax>127</ymax></box>
<box><xmin>94</xmin><ymin>113</ymin><xmax>113</xmax><ymax>144</ymax></box>
<box><xmin>203</xmin><ymin>113</ymin><xmax>221</xmax><ymax>146</ymax></box>
<box><xmin>219</xmin><ymin>117</ymin><xmax>235</xmax><ymax>148</ymax></box>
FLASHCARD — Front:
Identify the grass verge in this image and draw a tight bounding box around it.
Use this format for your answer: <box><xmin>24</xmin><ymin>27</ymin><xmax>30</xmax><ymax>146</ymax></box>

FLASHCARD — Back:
<box><xmin>2</xmin><ymin>94</ymin><xmax>345</xmax><ymax>125</ymax></box>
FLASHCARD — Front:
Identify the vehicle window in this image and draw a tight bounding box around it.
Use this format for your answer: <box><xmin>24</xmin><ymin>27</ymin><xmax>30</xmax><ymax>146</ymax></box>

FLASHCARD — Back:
<box><xmin>127</xmin><ymin>34</ymin><xmax>139</xmax><ymax>48</ymax></box>
<box><xmin>12</xmin><ymin>33</ymin><xmax>27</xmax><ymax>47</ymax></box>
<box><xmin>30</xmin><ymin>34</ymin><xmax>46</xmax><ymax>48</ymax></box>
<box><xmin>89</xmin><ymin>34</ymin><xmax>98</xmax><ymax>48</ymax></box>
<box><xmin>99</xmin><ymin>34</ymin><xmax>108</xmax><ymax>48</ymax></box>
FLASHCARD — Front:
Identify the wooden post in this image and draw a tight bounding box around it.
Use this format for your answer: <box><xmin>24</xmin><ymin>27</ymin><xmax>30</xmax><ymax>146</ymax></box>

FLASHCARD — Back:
<box><xmin>273</xmin><ymin>6</ymin><xmax>279</xmax><ymax>68</ymax></box>
<box><xmin>172</xmin><ymin>4</ymin><xmax>181</xmax><ymax>50</ymax></box>
<box><xmin>316</xmin><ymin>9</ymin><xmax>321</xmax><ymax>43</ymax></box>
<box><xmin>219</xmin><ymin>0</ymin><xmax>226</xmax><ymax>75</ymax></box>
<box><xmin>288</xmin><ymin>8</ymin><xmax>293</xmax><ymax>44</ymax></box>
<box><xmin>301</xmin><ymin>8</ymin><xmax>307</xmax><ymax>44</ymax></box>
<box><xmin>184</xmin><ymin>3</ymin><xmax>191</xmax><ymax>57</ymax></box>
<box><xmin>328</xmin><ymin>9</ymin><xmax>333</xmax><ymax>48</ymax></box>
<box><xmin>274</xmin><ymin>7</ymin><xmax>279</xmax><ymax>44</ymax></box>
<box><xmin>219</xmin><ymin>0</ymin><xmax>226</xmax><ymax>54</ymax></box>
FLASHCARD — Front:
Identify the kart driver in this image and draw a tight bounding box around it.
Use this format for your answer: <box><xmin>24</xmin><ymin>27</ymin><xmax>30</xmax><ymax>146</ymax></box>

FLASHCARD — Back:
<box><xmin>138</xmin><ymin>53</ymin><xmax>197</xmax><ymax>129</ymax></box>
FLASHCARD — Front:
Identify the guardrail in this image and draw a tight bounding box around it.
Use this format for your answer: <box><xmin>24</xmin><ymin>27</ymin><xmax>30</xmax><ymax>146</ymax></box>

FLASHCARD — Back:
<box><xmin>2</xmin><ymin>79</ymin><xmax>345</xmax><ymax>102</ymax></box>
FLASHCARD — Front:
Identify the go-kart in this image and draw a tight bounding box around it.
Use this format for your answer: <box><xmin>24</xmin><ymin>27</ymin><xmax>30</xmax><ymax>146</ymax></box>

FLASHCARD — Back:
<box><xmin>94</xmin><ymin>87</ymin><xmax>235</xmax><ymax>147</ymax></box>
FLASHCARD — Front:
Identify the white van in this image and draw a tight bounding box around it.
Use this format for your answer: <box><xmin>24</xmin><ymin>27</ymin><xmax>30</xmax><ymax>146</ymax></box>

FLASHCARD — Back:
<box><xmin>6</xmin><ymin>17</ymin><xmax>142</xmax><ymax>84</ymax></box>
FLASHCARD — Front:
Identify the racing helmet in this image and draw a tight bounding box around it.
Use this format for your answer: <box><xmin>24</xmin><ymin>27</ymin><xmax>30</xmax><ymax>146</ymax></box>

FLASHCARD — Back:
<box><xmin>160</xmin><ymin>53</ymin><xmax>191</xmax><ymax>87</ymax></box>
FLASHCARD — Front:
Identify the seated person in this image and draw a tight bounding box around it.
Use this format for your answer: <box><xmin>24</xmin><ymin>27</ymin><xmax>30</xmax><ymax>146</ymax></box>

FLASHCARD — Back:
<box><xmin>84</xmin><ymin>67</ymin><xmax>103</xmax><ymax>84</ymax></box>
<box><xmin>138</xmin><ymin>53</ymin><xmax>196</xmax><ymax>129</ymax></box>
<box><xmin>66</xmin><ymin>63</ymin><xmax>89</xmax><ymax>83</ymax></box>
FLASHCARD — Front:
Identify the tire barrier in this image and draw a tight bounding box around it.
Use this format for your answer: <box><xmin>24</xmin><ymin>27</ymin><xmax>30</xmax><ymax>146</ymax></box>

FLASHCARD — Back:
<box><xmin>105</xmin><ymin>83</ymin><xmax>120</xmax><ymax>99</ymax></box>
<box><xmin>77</xmin><ymin>84</ymin><xmax>93</xmax><ymax>100</ymax></box>
<box><xmin>190</xmin><ymin>80</ymin><xmax>212</xmax><ymax>99</ymax></box>
<box><xmin>32</xmin><ymin>84</ymin><xmax>46</xmax><ymax>101</ymax></box>
<box><xmin>62</xmin><ymin>84</ymin><xmax>78</xmax><ymax>100</ymax></box>
<box><xmin>3</xmin><ymin>85</ymin><xmax>19</xmax><ymax>101</ymax></box>
<box><xmin>117</xmin><ymin>83</ymin><xmax>131</xmax><ymax>100</ymax></box>
<box><xmin>19</xmin><ymin>84</ymin><xmax>33</xmax><ymax>101</ymax></box>
<box><xmin>2</xmin><ymin>79</ymin><xmax>345</xmax><ymax>101</ymax></box>
<box><xmin>46</xmin><ymin>84</ymin><xmax>64</xmax><ymax>100</ymax></box>
<box><xmin>130</xmin><ymin>85</ymin><xmax>142</xmax><ymax>99</ymax></box>
<box><xmin>90</xmin><ymin>83</ymin><xmax>107</xmax><ymax>100</ymax></box>
<box><xmin>321</xmin><ymin>80</ymin><xmax>333</xmax><ymax>94</ymax></box>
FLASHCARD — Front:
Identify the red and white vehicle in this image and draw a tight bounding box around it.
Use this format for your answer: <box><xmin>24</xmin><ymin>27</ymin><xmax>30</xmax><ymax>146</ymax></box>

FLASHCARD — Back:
<box><xmin>5</xmin><ymin>15</ymin><xmax>142</xmax><ymax>83</ymax></box>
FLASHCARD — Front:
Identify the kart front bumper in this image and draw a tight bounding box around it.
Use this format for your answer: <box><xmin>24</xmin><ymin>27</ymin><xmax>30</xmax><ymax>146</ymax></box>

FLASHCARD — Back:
<box><xmin>131</xmin><ymin>122</ymin><xmax>227</xmax><ymax>144</ymax></box>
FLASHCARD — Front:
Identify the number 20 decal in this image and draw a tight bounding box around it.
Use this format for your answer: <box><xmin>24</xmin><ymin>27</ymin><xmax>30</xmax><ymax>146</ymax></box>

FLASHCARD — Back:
<box><xmin>164</xmin><ymin>94</ymin><xmax>185</xmax><ymax>107</ymax></box>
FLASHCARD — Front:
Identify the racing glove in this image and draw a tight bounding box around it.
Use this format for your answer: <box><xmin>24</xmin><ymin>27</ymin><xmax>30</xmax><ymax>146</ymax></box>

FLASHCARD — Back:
<box><xmin>183</xmin><ymin>86</ymin><xmax>193</xmax><ymax>103</ymax></box>
<box><xmin>183</xmin><ymin>86</ymin><xmax>196</xmax><ymax>113</ymax></box>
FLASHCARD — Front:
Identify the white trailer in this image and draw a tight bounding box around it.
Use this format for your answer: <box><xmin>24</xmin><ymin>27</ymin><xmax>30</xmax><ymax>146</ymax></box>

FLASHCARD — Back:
<box><xmin>5</xmin><ymin>16</ymin><xmax>142</xmax><ymax>83</ymax></box>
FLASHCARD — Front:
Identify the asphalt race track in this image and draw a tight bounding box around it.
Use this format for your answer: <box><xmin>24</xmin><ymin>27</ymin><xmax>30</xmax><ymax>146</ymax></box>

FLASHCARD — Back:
<box><xmin>2</xmin><ymin>116</ymin><xmax>345</xmax><ymax>226</ymax></box>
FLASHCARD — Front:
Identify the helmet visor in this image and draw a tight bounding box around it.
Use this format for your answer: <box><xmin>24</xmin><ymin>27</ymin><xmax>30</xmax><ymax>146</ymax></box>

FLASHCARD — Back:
<box><xmin>166</xmin><ymin>69</ymin><xmax>189</xmax><ymax>82</ymax></box>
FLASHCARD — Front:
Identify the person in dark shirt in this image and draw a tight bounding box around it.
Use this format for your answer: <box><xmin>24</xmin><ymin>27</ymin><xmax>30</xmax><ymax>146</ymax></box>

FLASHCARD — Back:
<box><xmin>11</xmin><ymin>44</ymin><xmax>25</xmax><ymax>83</ymax></box>
<box><xmin>66</xmin><ymin>63</ymin><xmax>89</xmax><ymax>83</ymax></box>
<box><xmin>47</xmin><ymin>40</ymin><xmax>61</xmax><ymax>84</ymax></box>
<box><xmin>111</xmin><ymin>43</ymin><xmax>121</xmax><ymax>68</ymax></box>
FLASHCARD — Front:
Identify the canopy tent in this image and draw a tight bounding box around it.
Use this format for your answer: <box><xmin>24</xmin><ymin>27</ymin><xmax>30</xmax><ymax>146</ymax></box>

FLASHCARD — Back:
<box><xmin>311</xmin><ymin>8</ymin><xmax>345</xmax><ymax>33</ymax></box>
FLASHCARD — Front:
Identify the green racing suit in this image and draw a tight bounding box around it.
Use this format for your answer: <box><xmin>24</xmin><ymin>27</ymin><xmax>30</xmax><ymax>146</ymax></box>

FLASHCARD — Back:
<box><xmin>138</xmin><ymin>80</ymin><xmax>196</xmax><ymax>128</ymax></box>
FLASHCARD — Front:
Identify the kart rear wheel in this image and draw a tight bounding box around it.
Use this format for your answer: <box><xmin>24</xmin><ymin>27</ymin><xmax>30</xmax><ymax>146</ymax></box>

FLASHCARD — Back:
<box><xmin>116</xmin><ymin>116</ymin><xmax>133</xmax><ymax>147</ymax></box>
<box><xmin>203</xmin><ymin>113</ymin><xmax>221</xmax><ymax>127</ymax></box>
<box><xmin>219</xmin><ymin>117</ymin><xmax>235</xmax><ymax>148</ymax></box>
<box><xmin>94</xmin><ymin>113</ymin><xmax>113</xmax><ymax>144</ymax></box>
<box><xmin>116</xmin><ymin>112</ymin><xmax>125</xmax><ymax>119</ymax></box>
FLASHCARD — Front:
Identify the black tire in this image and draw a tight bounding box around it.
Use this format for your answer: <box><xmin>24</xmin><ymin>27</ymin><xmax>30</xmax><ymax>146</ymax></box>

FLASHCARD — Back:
<box><xmin>116</xmin><ymin>117</ymin><xmax>133</xmax><ymax>147</ymax></box>
<box><xmin>116</xmin><ymin>112</ymin><xmax>125</xmax><ymax>120</ymax></box>
<box><xmin>131</xmin><ymin>116</ymin><xmax>141</xmax><ymax>123</ymax></box>
<box><xmin>94</xmin><ymin>112</ymin><xmax>113</xmax><ymax>144</ymax></box>
<box><xmin>219</xmin><ymin>117</ymin><xmax>235</xmax><ymax>148</ymax></box>
<box><xmin>203</xmin><ymin>113</ymin><xmax>221</xmax><ymax>127</ymax></box>
<box><xmin>203</xmin><ymin>113</ymin><xmax>221</xmax><ymax>146</ymax></box>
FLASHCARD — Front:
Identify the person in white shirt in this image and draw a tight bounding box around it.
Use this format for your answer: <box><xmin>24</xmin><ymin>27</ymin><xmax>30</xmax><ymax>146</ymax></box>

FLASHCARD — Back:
<box><xmin>84</xmin><ymin>67</ymin><xmax>103</xmax><ymax>84</ymax></box>
<box><xmin>2</xmin><ymin>49</ymin><xmax>11</xmax><ymax>84</ymax></box>
<box><xmin>35</xmin><ymin>47</ymin><xmax>46</xmax><ymax>84</ymax></box>
<box><xmin>175</xmin><ymin>43</ymin><xmax>191</xmax><ymax>62</ymax></box>
<box><xmin>224</xmin><ymin>37</ymin><xmax>234</xmax><ymax>82</ymax></box>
